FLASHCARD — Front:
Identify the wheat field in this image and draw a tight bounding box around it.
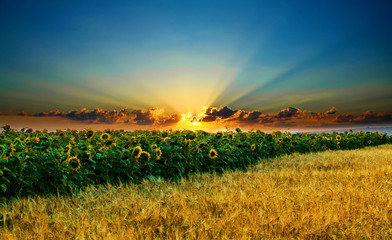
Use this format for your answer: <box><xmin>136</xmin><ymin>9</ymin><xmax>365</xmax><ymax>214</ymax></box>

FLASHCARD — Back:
<box><xmin>1</xmin><ymin>144</ymin><xmax>392</xmax><ymax>239</ymax></box>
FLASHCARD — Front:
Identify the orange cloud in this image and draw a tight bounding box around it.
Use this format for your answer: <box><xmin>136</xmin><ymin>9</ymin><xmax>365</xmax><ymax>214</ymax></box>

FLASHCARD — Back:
<box><xmin>12</xmin><ymin>106</ymin><xmax>392</xmax><ymax>130</ymax></box>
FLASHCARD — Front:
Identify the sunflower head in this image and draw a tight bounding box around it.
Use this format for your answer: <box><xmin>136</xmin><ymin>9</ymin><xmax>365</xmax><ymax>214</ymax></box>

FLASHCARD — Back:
<box><xmin>133</xmin><ymin>146</ymin><xmax>143</xmax><ymax>158</ymax></box>
<box><xmin>32</xmin><ymin>136</ymin><xmax>40</xmax><ymax>143</ymax></box>
<box><xmin>68</xmin><ymin>156</ymin><xmax>81</xmax><ymax>171</ymax></box>
<box><xmin>85</xmin><ymin>129</ymin><xmax>94</xmax><ymax>139</ymax></box>
<box><xmin>155</xmin><ymin>148</ymin><xmax>162</xmax><ymax>160</ymax></box>
<box><xmin>336</xmin><ymin>135</ymin><xmax>342</xmax><ymax>141</ymax></box>
<box><xmin>251</xmin><ymin>144</ymin><xmax>256</xmax><ymax>151</ymax></box>
<box><xmin>151</xmin><ymin>144</ymin><xmax>158</xmax><ymax>149</ymax></box>
<box><xmin>100</xmin><ymin>133</ymin><xmax>110</xmax><ymax>141</ymax></box>
<box><xmin>227</xmin><ymin>132</ymin><xmax>234</xmax><ymax>139</ymax></box>
<box><xmin>209</xmin><ymin>149</ymin><xmax>218</xmax><ymax>159</ymax></box>
<box><xmin>139</xmin><ymin>151</ymin><xmax>151</xmax><ymax>162</ymax></box>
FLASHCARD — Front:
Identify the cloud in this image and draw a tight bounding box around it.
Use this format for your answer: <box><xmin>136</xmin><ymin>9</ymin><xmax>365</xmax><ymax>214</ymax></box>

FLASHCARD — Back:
<box><xmin>199</xmin><ymin>106</ymin><xmax>336</xmax><ymax>127</ymax></box>
<box><xmin>204</xmin><ymin>106</ymin><xmax>238</xmax><ymax>119</ymax></box>
<box><xmin>20</xmin><ymin>108</ymin><xmax>181</xmax><ymax>126</ymax></box>
<box><xmin>201</xmin><ymin>106</ymin><xmax>266</xmax><ymax>125</ymax></box>
<box><xmin>334</xmin><ymin>114</ymin><xmax>356</xmax><ymax>123</ymax></box>
<box><xmin>334</xmin><ymin>111</ymin><xmax>392</xmax><ymax>124</ymax></box>
<box><xmin>64</xmin><ymin>108</ymin><xmax>129</xmax><ymax>124</ymax></box>
<box><xmin>14</xmin><ymin>106</ymin><xmax>392</xmax><ymax>128</ymax></box>
<box><xmin>130</xmin><ymin>109</ymin><xmax>156</xmax><ymax>125</ymax></box>
<box><xmin>275</xmin><ymin>107</ymin><xmax>305</xmax><ymax>119</ymax></box>
<box><xmin>310</xmin><ymin>107</ymin><xmax>337</xmax><ymax>120</ymax></box>
<box><xmin>325</xmin><ymin>107</ymin><xmax>337</xmax><ymax>115</ymax></box>
<box><xmin>17</xmin><ymin>111</ymin><xmax>29</xmax><ymax>116</ymax></box>
<box><xmin>160</xmin><ymin>114</ymin><xmax>182</xmax><ymax>126</ymax></box>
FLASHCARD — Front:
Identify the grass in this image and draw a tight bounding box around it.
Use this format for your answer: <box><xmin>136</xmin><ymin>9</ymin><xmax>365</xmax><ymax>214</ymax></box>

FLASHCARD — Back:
<box><xmin>1</xmin><ymin>144</ymin><xmax>392</xmax><ymax>239</ymax></box>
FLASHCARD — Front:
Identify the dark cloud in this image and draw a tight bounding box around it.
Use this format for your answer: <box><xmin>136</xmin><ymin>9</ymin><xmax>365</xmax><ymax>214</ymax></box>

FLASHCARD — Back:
<box><xmin>12</xmin><ymin>106</ymin><xmax>392</xmax><ymax>128</ymax></box>
<box><xmin>201</xmin><ymin>106</ymin><xmax>265</xmax><ymax>125</ymax></box>
<box><xmin>22</xmin><ymin>108</ymin><xmax>180</xmax><ymax>126</ymax></box>
<box><xmin>310</xmin><ymin>107</ymin><xmax>337</xmax><ymax>120</ymax></box>
<box><xmin>234</xmin><ymin>111</ymin><xmax>264</xmax><ymax>124</ymax></box>
<box><xmin>334</xmin><ymin>114</ymin><xmax>356</xmax><ymax>123</ymax></box>
<box><xmin>17</xmin><ymin>111</ymin><xmax>28</xmax><ymax>116</ymax></box>
<box><xmin>275</xmin><ymin>107</ymin><xmax>304</xmax><ymax>119</ymax></box>
<box><xmin>64</xmin><ymin>108</ymin><xmax>129</xmax><ymax>124</ymax></box>
<box><xmin>35</xmin><ymin>109</ymin><xmax>63</xmax><ymax>117</ymax></box>
<box><xmin>205</xmin><ymin>106</ymin><xmax>237</xmax><ymax>119</ymax></box>
<box><xmin>160</xmin><ymin>114</ymin><xmax>181</xmax><ymax>126</ymax></box>
<box><xmin>356</xmin><ymin>111</ymin><xmax>392</xmax><ymax>123</ymax></box>
<box><xmin>334</xmin><ymin>111</ymin><xmax>392</xmax><ymax>124</ymax></box>
<box><xmin>325</xmin><ymin>107</ymin><xmax>337</xmax><ymax>115</ymax></box>
<box><xmin>200</xmin><ymin>115</ymin><xmax>217</xmax><ymax>122</ymax></box>
<box><xmin>130</xmin><ymin>108</ymin><xmax>159</xmax><ymax>125</ymax></box>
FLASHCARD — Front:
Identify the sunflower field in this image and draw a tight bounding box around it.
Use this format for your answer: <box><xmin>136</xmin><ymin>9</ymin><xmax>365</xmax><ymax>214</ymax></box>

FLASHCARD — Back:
<box><xmin>1</xmin><ymin>126</ymin><xmax>391</xmax><ymax>199</ymax></box>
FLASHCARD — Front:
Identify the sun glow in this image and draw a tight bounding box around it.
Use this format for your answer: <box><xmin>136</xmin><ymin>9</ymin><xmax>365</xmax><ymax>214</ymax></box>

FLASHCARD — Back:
<box><xmin>176</xmin><ymin>106</ymin><xmax>212</xmax><ymax>130</ymax></box>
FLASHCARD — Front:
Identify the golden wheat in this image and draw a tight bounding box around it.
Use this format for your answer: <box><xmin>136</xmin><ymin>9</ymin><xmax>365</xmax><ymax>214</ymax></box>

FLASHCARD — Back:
<box><xmin>1</xmin><ymin>145</ymin><xmax>392</xmax><ymax>239</ymax></box>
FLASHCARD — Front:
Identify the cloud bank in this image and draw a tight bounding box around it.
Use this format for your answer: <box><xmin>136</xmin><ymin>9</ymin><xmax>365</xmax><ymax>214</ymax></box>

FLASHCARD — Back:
<box><xmin>13</xmin><ymin>106</ymin><xmax>392</xmax><ymax>129</ymax></box>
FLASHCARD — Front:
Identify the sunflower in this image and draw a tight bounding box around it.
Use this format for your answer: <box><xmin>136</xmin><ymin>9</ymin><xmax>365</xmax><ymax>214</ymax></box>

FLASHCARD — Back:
<box><xmin>336</xmin><ymin>135</ymin><xmax>342</xmax><ymax>141</ymax></box>
<box><xmin>68</xmin><ymin>156</ymin><xmax>81</xmax><ymax>171</ymax></box>
<box><xmin>155</xmin><ymin>148</ymin><xmax>162</xmax><ymax>160</ymax></box>
<box><xmin>139</xmin><ymin>151</ymin><xmax>150</xmax><ymax>162</ymax></box>
<box><xmin>32</xmin><ymin>136</ymin><xmax>40</xmax><ymax>144</ymax></box>
<box><xmin>100</xmin><ymin>133</ymin><xmax>110</xmax><ymax>141</ymax></box>
<box><xmin>132</xmin><ymin>146</ymin><xmax>143</xmax><ymax>158</ymax></box>
<box><xmin>151</xmin><ymin>144</ymin><xmax>158</xmax><ymax>150</ymax></box>
<box><xmin>9</xmin><ymin>143</ymin><xmax>15</xmax><ymax>156</ymax></box>
<box><xmin>251</xmin><ymin>144</ymin><xmax>256</xmax><ymax>151</ymax></box>
<box><xmin>209</xmin><ymin>149</ymin><xmax>218</xmax><ymax>159</ymax></box>
<box><xmin>85</xmin><ymin>129</ymin><xmax>94</xmax><ymax>140</ymax></box>
<box><xmin>215</xmin><ymin>132</ymin><xmax>223</xmax><ymax>138</ymax></box>
<box><xmin>225</xmin><ymin>132</ymin><xmax>234</xmax><ymax>140</ymax></box>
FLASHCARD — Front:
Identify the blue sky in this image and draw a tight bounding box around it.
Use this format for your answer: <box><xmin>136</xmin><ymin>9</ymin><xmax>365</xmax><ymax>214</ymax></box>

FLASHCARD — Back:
<box><xmin>0</xmin><ymin>0</ymin><xmax>391</xmax><ymax>129</ymax></box>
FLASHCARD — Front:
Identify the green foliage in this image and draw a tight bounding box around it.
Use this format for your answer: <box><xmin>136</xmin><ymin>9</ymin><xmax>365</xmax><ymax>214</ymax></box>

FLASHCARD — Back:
<box><xmin>0</xmin><ymin>127</ymin><xmax>391</xmax><ymax>198</ymax></box>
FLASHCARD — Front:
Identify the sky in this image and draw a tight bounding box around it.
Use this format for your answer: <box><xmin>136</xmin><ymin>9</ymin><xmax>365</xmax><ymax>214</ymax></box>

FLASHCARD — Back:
<box><xmin>1</xmin><ymin>0</ymin><xmax>392</xmax><ymax>131</ymax></box>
